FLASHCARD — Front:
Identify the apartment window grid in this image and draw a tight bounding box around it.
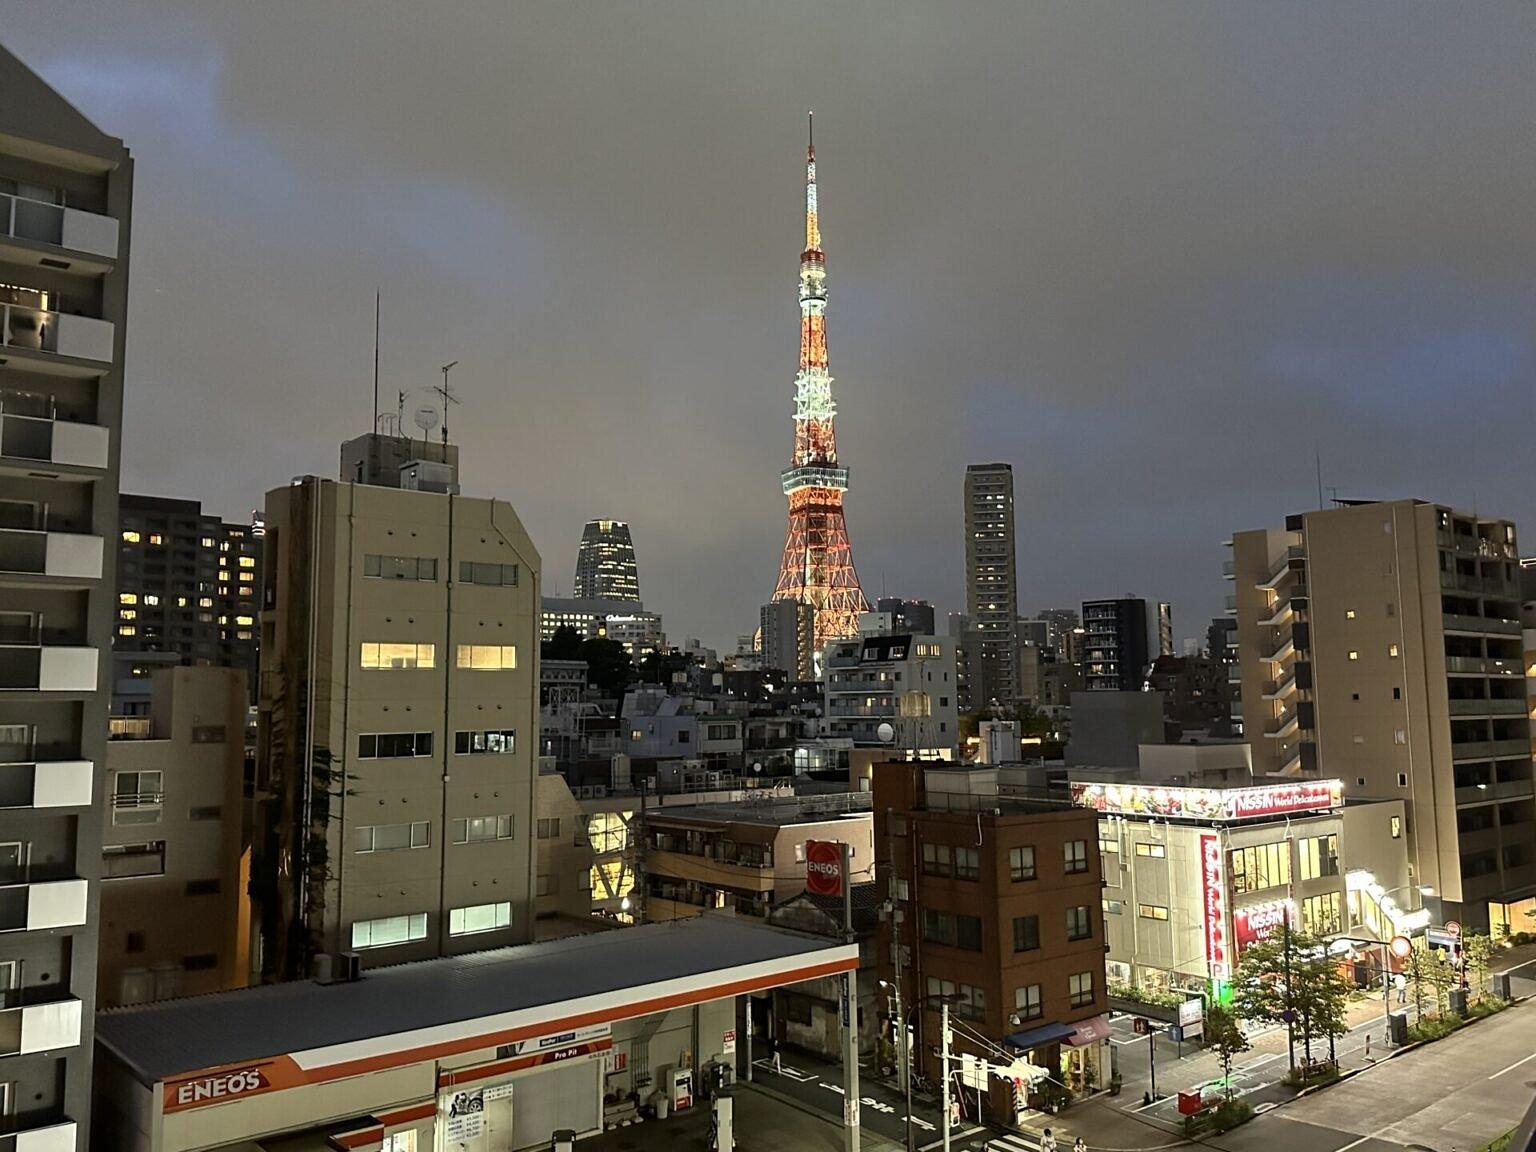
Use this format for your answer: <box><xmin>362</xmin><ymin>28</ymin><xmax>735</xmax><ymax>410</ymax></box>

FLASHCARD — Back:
<box><xmin>1009</xmin><ymin>845</ymin><xmax>1035</xmax><ymax>881</ymax></box>
<box><xmin>1063</xmin><ymin>839</ymin><xmax>1089</xmax><ymax>874</ymax></box>
<box><xmin>1068</xmin><ymin>970</ymin><xmax>1095</xmax><ymax>1008</ymax></box>
<box><xmin>358</xmin><ymin>731</ymin><xmax>433</xmax><ymax>759</ymax></box>
<box><xmin>452</xmin><ymin>815</ymin><xmax>514</xmax><ymax>844</ymax></box>
<box><xmin>954</xmin><ymin>846</ymin><xmax>980</xmax><ymax>881</ymax></box>
<box><xmin>363</xmin><ymin>554</ymin><xmax>437</xmax><ymax>581</ymax></box>
<box><xmin>449</xmin><ymin>901</ymin><xmax>512</xmax><ymax>936</ymax></box>
<box><xmin>355</xmin><ymin>822</ymin><xmax>430</xmax><ymax>853</ymax></box>
<box><xmin>1013</xmin><ymin>914</ymin><xmax>1040</xmax><ymax>953</ymax></box>
<box><xmin>457</xmin><ymin>644</ymin><xmax>518</xmax><ymax>670</ymax></box>
<box><xmin>1298</xmin><ymin>834</ymin><xmax>1339</xmax><ymax>881</ymax></box>
<box><xmin>1230</xmin><ymin>842</ymin><xmax>1291</xmax><ymax>893</ymax></box>
<box><xmin>1302</xmin><ymin>892</ymin><xmax>1343</xmax><ymax>936</ymax></box>
<box><xmin>361</xmin><ymin>642</ymin><xmax>435</xmax><ymax>670</ymax></box>
<box><xmin>1014</xmin><ymin>983</ymin><xmax>1043</xmax><ymax>1021</ymax></box>
<box><xmin>1066</xmin><ymin>905</ymin><xmax>1092</xmax><ymax>940</ymax></box>
<box><xmin>922</xmin><ymin>843</ymin><xmax>953</xmax><ymax>878</ymax></box>
<box><xmin>454</xmin><ymin>729</ymin><xmax>516</xmax><ymax>755</ymax></box>
<box><xmin>351</xmin><ymin>913</ymin><xmax>428</xmax><ymax>950</ymax></box>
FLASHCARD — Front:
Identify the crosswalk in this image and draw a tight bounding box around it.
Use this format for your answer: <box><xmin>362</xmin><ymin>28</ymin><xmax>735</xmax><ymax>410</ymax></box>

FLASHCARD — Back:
<box><xmin>961</xmin><ymin>1132</ymin><xmax>1042</xmax><ymax>1152</ymax></box>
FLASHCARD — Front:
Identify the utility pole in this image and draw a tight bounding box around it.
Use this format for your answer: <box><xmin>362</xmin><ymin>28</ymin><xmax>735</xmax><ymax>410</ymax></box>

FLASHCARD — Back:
<box><xmin>1282</xmin><ymin>905</ymin><xmax>1296</xmax><ymax>1074</ymax></box>
<box><xmin>886</xmin><ymin>808</ymin><xmax>914</xmax><ymax>1152</ymax></box>
<box><xmin>940</xmin><ymin>1000</ymin><xmax>953</xmax><ymax>1152</ymax></box>
<box><xmin>842</xmin><ymin>840</ymin><xmax>861</xmax><ymax>1152</ymax></box>
<box><xmin>1147</xmin><ymin>1023</ymin><xmax>1158</xmax><ymax>1099</ymax></box>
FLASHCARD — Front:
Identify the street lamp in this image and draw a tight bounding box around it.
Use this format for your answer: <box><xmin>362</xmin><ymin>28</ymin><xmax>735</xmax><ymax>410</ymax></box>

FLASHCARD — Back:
<box><xmin>878</xmin><ymin>979</ymin><xmax>917</xmax><ymax>1152</ymax></box>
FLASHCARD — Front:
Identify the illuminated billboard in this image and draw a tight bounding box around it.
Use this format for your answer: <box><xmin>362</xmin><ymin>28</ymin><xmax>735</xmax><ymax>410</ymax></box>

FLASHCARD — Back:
<box><xmin>1071</xmin><ymin>779</ymin><xmax>1342</xmax><ymax>822</ymax></box>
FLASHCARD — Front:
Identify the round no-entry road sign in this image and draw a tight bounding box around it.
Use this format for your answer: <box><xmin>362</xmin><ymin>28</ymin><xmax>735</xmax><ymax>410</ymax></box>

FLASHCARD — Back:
<box><xmin>1390</xmin><ymin>935</ymin><xmax>1412</xmax><ymax>958</ymax></box>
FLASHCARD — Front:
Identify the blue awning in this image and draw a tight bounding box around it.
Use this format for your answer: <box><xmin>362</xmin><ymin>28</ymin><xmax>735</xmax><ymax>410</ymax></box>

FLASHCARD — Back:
<box><xmin>1003</xmin><ymin>1021</ymin><xmax>1076</xmax><ymax>1052</ymax></box>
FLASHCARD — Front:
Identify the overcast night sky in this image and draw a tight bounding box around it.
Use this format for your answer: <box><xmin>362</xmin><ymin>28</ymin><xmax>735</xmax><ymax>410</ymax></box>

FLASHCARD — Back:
<box><xmin>10</xmin><ymin>4</ymin><xmax>1536</xmax><ymax>650</ymax></box>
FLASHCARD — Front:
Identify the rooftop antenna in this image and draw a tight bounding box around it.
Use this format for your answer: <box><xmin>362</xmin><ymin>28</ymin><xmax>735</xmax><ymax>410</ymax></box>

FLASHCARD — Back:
<box><xmin>396</xmin><ymin>389</ymin><xmax>407</xmax><ymax>437</ymax></box>
<box><xmin>1314</xmin><ymin>448</ymin><xmax>1324</xmax><ymax>511</ymax></box>
<box><xmin>433</xmin><ymin>361</ymin><xmax>460</xmax><ymax>447</ymax></box>
<box><xmin>371</xmin><ymin>290</ymin><xmax>381</xmax><ymax>432</ymax></box>
<box><xmin>412</xmin><ymin>405</ymin><xmax>439</xmax><ymax>449</ymax></box>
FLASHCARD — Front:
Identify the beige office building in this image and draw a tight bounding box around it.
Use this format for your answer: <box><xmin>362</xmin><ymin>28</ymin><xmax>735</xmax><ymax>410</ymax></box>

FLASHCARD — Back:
<box><xmin>101</xmin><ymin>667</ymin><xmax>248</xmax><ymax>1008</ymax></box>
<box><xmin>1227</xmin><ymin>500</ymin><xmax>1534</xmax><ymax>925</ymax></box>
<box><xmin>251</xmin><ymin>434</ymin><xmax>541</xmax><ymax>980</ymax></box>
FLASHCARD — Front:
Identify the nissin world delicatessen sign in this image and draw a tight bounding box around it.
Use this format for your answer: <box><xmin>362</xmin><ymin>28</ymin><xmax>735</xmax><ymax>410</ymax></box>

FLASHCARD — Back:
<box><xmin>1071</xmin><ymin>780</ymin><xmax>1342</xmax><ymax>822</ymax></box>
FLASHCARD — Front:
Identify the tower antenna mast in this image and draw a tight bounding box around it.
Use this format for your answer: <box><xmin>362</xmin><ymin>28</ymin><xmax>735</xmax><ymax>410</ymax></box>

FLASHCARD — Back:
<box><xmin>433</xmin><ymin>361</ymin><xmax>460</xmax><ymax>447</ymax></box>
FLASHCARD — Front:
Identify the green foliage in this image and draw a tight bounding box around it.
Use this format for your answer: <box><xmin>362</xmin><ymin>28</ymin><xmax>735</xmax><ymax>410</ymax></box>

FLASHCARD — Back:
<box><xmin>541</xmin><ymin>624</ymin><xmax>585</xmax><ymax>661</ymax></box>
<box><xmin>1282</xmin><ymin>1061</ymin><xmax>1339</xmax><ymax>1089</ymax></box>
<box><xmin>1232</xmin><ymin>924</ymin><xmax>1353</xmax><ymax>1068</ymax></box>
<box><xmin>1406</xmin><ymin>1014</ymin><xmax>1460</xmax><ymax>1043</ymax></box>
<box><xmin>1475</xmin><ymin>1130</ymin><xmax>1513</xmax><ymax>1152</ymax></box>
<box><xmin>1463</xmin><ymin>933</ymin><xmax>1496</xmax><ymax>995</ymax></box>
<box><xmin>1408</xmin><ymin>945</ymin><xmax>1459</xmax><ymax>1016</ymax></box>
<box><xmin>1183</xmin><ymin>1098</ymin><xmax>1253</xmax><ymax>1136</ymax></box>
<box><xmin>579</xmin><ymin>638</ymin><xmax>635</xmax><ymax>699</ymax></box>
<box><xmin>636</xmin><ymin>649</ymin><xmax>692</xmax><ymax>686</ymax></box>
<box><xmin>1204</xmin><ymin>1004</ymin><xmax>1250</xmax><ymax>1101</ymax></box>
<box><xmin>1106</xmin><ymin>980</ymin><xmax>1186</xmax><ymax>1008</ymax></box>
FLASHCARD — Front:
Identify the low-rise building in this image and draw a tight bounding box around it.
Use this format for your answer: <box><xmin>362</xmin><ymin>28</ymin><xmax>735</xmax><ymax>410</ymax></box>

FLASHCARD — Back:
<box><xmin>642</xmin><ymin>794</ymin><xmax>873</xmax><ymax>921</ymax></box>
<box><xmin>767</xmin><ymin>884</ymin><xmax>880</xmax><ymax>1059</ymax></box>
<box><xmin>622</xmin><ymin>688</ymin><xmax>743</xmax><ymax>770</ymax></box>
<box><xmin>534</xmin><ymin>770</ymin><xmax>597</xmax><ymax>935</ymax></box>
<box><xmin>875</xmin><ymin>762</ymin><xmax>1110</xmax><ymax>1125</ymax></box>
<box><xmin>1073</xmin><ymin>777</ymin><xmax>1412</xmax><ymax>997</ymax></box>
<box><xmin>823</xmin><ymin>632</ymin><xmax>958</xmax><ymax>757</ymax></box>
<box><xmin>100</xmin><ymin>666</ymin><xmax>249</xmax><ymax>1007</ymax></box>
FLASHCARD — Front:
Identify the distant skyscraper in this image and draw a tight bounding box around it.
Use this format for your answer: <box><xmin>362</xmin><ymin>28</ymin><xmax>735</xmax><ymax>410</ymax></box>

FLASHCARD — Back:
<box><xmin>876</xmin><ymin>597</ymin><xmax>937</xmax><ymax>636</ymax></box>
<box><xmin>1081</xmin><ymin>597</ymin><xmax>1151</xmax><ymax>692</ymax></box>
<box><xmin>1157</xmin><ymin>600</ymin><xmax>1174</xmax><ymax>657</ymax></box>
<box><xmin>0</xmin><ymin>44</ymin><xmax>133</xmax><ymax>1144</ymax></box>
<box><xmin>573</xmin><ymin>519</ymin><xmax>640</xmax><ymax>602</ymax></box>
<box><xmin>114</xmin><ymin>494</ymin><xmax>261</xmax><ymax>714</ymax></box>
<box><xmin>964</xmin><ymin>463</ymin><xmax>1019</xmax><ymax>707</ymax></box>
<box><xmin>772</xmin><ymin>115</ymin><xmax>868</xmax><ymax>650</ymax></box>
<box><xmin>761</xmin><ymin>600</ymin><xmax>815</xmax><ymax>682</ymax></box>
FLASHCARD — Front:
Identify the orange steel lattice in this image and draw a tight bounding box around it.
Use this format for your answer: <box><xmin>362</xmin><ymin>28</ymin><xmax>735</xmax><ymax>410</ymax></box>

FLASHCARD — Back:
<box><xmin>772</xmin><ymin>114</ymin><xmax>868</xmax><ymax>650</ymax></box>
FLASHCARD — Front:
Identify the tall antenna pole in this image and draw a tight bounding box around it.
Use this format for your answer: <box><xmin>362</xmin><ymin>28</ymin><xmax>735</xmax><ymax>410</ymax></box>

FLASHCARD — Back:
<box><xmin>435</xmin><ymin>361</ymin><xmax>460</xmax><ymax>447</ymax></box>
<box><xmin>1315</xmin><ymin>448</ymin><xmax>1323</xmax><ymax>511</ymax></box>
<box><xmin>372</xmin><ymin>291</ymin><xmax>381</xmax><ymax>431</ymax></box>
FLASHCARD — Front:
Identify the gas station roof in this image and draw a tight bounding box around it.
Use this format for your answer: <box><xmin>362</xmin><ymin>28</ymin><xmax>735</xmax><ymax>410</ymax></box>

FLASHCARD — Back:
<box><xmin>98</xmin><ymin>915</ymin><xmax>856</xmax><ymax>1088</ymax></box>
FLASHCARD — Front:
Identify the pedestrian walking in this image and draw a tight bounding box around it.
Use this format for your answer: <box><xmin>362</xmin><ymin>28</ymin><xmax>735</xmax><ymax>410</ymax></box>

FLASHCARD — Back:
<box><xmin>1074</xmin><ymin>1138</ymin><xmax>1087</xmax><ymax>1152</ymax></box>
<box><xmin>771</xmin><ymin>1041</ymin><xmax>782</xmax><ymax>1076</ymax></box>
<box><xmin>1041</xmin><ymin>1127</ymin><xmax>1058</xmax><ymax>1152</ymax></box>
<box><xmin>1394</xmin><ymin>972</ymin><xmax>1407</xmax><ymax>1006</ymax></box>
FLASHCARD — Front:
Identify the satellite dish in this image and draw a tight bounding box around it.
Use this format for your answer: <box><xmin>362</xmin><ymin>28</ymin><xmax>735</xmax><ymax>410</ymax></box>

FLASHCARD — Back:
<box><xmin>413</xmin><ymin>406</ymin><xmax>439</xmax><ymax>438</ymax></box>
<box><xmin>877</xmin><ymin>722</ymin><xmax>896</xmax><ymax>744</ymax></box>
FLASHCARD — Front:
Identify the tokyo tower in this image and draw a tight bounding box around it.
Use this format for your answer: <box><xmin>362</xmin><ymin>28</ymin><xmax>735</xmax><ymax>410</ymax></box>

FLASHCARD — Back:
<box><xmin>772</xmin><ymin>113</ymin><xmax>869</xmax><ymax>650</ymax></box>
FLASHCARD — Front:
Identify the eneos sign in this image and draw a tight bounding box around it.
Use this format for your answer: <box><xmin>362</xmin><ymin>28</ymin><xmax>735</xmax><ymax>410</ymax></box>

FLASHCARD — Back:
<box><xmin>805</xmin><ymin>840</ymin><xmax>843</xmax><ymax>897</ymax></box>
<box><xmin>166</xmin><ymin>1064</ymin><xmax>271</xmax><ymax>1111</ymax></box>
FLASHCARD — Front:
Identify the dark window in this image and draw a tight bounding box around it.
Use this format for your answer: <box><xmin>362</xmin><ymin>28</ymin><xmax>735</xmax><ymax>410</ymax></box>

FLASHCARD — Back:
<box><xmin>185</xmin><ymin>879</ymin><xmax>220</xmax><ymax>897</ymax></box>
<box><xmin>454</xmin><ymin>729</ymin><xmax>517</xmax><ymax>755</ymax></box>
<box><xmin>188</xmin><ymin>806</ymin><xmax>222</xmax><ymax>821</ymax></box>
<box><xmin>955</xmin><ymin>846</ymin><xmax>980</xmax><ymax>881</ymax></box>
<box><xmin>182</xmin><ymin>953</ymin><xmax>218</xmax><ymax>971</ymax></box>
<box><xmin>1064</xmin><ymin>840</ymin><xmax>1089</xmax><ymax>874</ymax></box>
<box><xmin>364</xmin><ymin>554</ymin><xmax>437</xmax><ymax>581</ymax></box>
<box><xmin>1009</xmin><ymin>846</ymin><xmax>1036</xmax><ymax>881</ymax></box>
<box><xmin>1066</xmin><ymin>905</ymin><xmax>1092</xmax><ymax>941</ymax></box>
<box><xmin>1013</xmin><ymin>914</ymin><xmax>1040</xmax><ymax>953</ymax></box>
<box><xmin>459</xmin><ymin>561</ymin><xmax>519</xmax><ymax>587</ymax></box>
<box><xmin>126</xmin><ymin>931</ymin><xmax>145</xmax><ymax>954</ymax></box>
<box><xmin>358</xmin><ymin>731</ymin><xmax>433</xmax><ymax>759</ymax></box>
<box><xmin>922</xmin><ymin>843</ymin><xmax>953</xmax><ymax>878</ymax></box>
<box><xmin>921</xmin><ymin>909</ymin><xmax>953</xmax><ymax>946</ymax></box>
<box><xmin>955</xmin><ymin>914</ymin><xmax>983</xmax><ymax>952</ymax></box>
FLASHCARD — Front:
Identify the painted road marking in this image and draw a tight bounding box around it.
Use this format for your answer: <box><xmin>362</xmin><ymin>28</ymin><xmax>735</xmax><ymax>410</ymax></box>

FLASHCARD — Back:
<box><xmin>1488</xmin><ymin>1050</ymin><xmax>1536</xmax><ymax>1080</ymax></box>
<box><xmin>1333</xmin><ymin>1135</ymin><xmax>1376</xmax><ymax>1152</ymax></box>
<box><xmin>978</xmin><ymin>1133</ymin><xmax>1040</xmax><ymax>1152</ymax></box>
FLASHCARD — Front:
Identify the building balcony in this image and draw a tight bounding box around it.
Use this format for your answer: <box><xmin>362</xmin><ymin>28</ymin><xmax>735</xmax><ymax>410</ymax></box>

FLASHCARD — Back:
<box><xmin>1439</xmin><ymin>530</ymin><xmax>1518</xmax><ymax>562</ymax></box>
<box><xmin>1263</xmin><ymin>713</ymin><xmax>1300</xmax><ymax>739</ymax></box>
<box><xmin>1223</xmin><ymin>594</ymin><xmax>1237</xmax><ymax>614</ymax></box>
<box><xmin>0</xmin><ymin>997</ymin><xmax>82</xmax><ymax>1056</ymax></box>
<box><xmin>1447</xmin><ymin>698</ymin><xmax>1527</xmax><ymax>717</ymax></box>
<box><xmin>0</xmin><ymin>526</ymin><xmax>103</xmax><ymax>583</ymax></box>
<box><xmin>1260</xmin><ymin>638</ymin><xmax>1295</xmax><ymax>664</ymax></box>
<box><xmin>1445</xmin><ymin>656</ymin><xmax>1524</xmax><ymax>677</ymax></box>
<box><xmin>1</xmin><ymin>190</ymin><xmax>118</xmax><ymax>266</ymax></box>
<box><xmin>644</xmin><ymin>848</ymin><xmax>775</xmax><ymax>892</ymax></box>
<box><xmin>1261</xmin><ymin>673</ymin><xmax>1298</xmax><ymax>700</ymax></box>
<box><xmin>0</xmin><ymin>1119</ymin><xmax>77</xmax><ymax>1152</ymax></box>
<box><xmin>1221</xmin><ymin>560</ymin><xmax>1235</xmax><ymax>580</ymax></box>
<box><xmin>1443</xmin><ymin>612</ymin><xmax>1522</xmax><ymax>638</ymax></box>
<box><xmin>0</xmin><ymin>304</ymin><xmax>114</xmax><ymax>375</ymax></box>
<box><xmin>0</xmin><ymin>641</ymin><xmax>98</xmax><ymax>693</ymax></box>
<box><xmin>0</xmin><ymin>401</ymin><xmax>110</xmax><ymax>474</ymax></box>
<box><xmin>0</xmin><ymin>878</ymin><xmax>88</xmax><ymax>933</ymax></box>
<box><xmin>0</xmin><ymin>760</ymin><xmax>92</xmax><ymax>809</ymax></box>
<box><xmin>1450</xmin><ymin>738</ymin><xmax>1530</xmax><ymax>762</ymax></box>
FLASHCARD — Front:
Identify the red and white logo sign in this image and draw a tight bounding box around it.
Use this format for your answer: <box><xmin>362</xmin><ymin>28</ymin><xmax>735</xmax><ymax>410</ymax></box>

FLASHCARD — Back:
<box><xmin>1233</xmin><ymin>899</ymin><xmax>1295</xmax><ymax>955</ymax></box>
<box><xmin>1444</xmin><ymin>920</ymin><xmax>1461</xmax><ymax>938</ymax></box>
<box><xmin>1200</xmin><ymin>833</ymin><xmax>1228</xmax><ymax>980</ymax></box>
<box><xmin>170</xmin><ymin>1065</ymin><xmax>269</xmax><ymax>1110</ymax></box>
<box><xmin>1390</xmin><ymin>935</ymin><xmax>1413</xmax><ymax>959</ymax></box>
<box><xmin>805</xmin><ymin>840</ymin><xmax>843</xmax><ymax>897</ymax></box>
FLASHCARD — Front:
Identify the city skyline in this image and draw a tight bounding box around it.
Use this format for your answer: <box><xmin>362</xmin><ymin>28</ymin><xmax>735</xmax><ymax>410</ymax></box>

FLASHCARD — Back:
<box><xmin>9</xmin><ymin>4</ymin><xmax>1536</xmax><ymax>650</ymax></box>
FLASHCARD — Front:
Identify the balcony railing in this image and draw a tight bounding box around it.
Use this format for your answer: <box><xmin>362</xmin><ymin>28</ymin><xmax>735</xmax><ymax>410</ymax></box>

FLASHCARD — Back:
<box><xmin>0</xmin><ymin>527</ymin><xmax>103</xmax><ymax>580</ymax></box>
<box><xmin>0</xmin><ymin>878</ymin><xmax>88</xmax><ymax>932</ymax></box>
<box><xmin>110</xmin><ymin>791</ymin><xmax>164</xmax><ymax>826</ymax></box>
<box><xmin>0</xmin><ymin>642</ymin><xmax>98</xmax><ymax>693</ymax></box>
<box><xmin>0</xmin><ymin>760</ymin><xmax>92</xmax><ymax>810</ymax></box>
<box><xmin>0</xmin><ymin>303</ymin><xmax>114</xmax><ymax>365</ymax></box>
<box><xmin>1450</xmin><ymin>738</ymin><xmax>1531</xmax><ymax>762</ymax></box>
<box><xmin>1448</xmin><ymin>698</ymin><xmax>1527</xmax><ymax>717</ymax></box>
<box><xmin>0</xmin><ymin>997</ymin><xmax>82</xmax><ymax>1056</ymax></box>
<box><xmin>1</xmin><ymin>191</ymin><xmax>118</xmax><ymax>259</ymax></box>
<box><xmin>1445</xmin><ymin>656</ymin><xmax>1524</xmax><ymax>677</ymax></box>
<box><xmin>1442</xmin><ymin>613</ymin><xmax>1522</xmax><ymax>637</ymax></box>
<box><xmin>0</xmin><ymin>1118</ymin><xmax>78</xmax><ymax>1152</ymax></box>
<box><xmin>0</xmin><ymin>399</ymin><xmax>110</xmax><ymax>471</ymax></box>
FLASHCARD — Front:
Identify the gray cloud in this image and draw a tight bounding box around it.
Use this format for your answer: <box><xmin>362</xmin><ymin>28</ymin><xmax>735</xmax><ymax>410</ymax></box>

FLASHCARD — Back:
<box><xmin>10</xmin><ymin>2</ymin><xmax>1536</xmax><ymax>648</ymax></box>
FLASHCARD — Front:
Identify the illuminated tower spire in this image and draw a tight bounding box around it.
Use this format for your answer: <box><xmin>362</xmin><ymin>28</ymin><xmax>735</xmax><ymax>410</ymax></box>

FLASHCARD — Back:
<box><xmin>772</xmin><ymin>113</ymin><xmax>869</xmax><ymax>654</ymax></box>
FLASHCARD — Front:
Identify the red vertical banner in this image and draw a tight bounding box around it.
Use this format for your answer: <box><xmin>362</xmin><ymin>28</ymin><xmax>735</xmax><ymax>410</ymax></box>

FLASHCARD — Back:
<box><xmin>806</xmin><ymin>840</ymin><xmax>843</xmax><ymax>896</ymax></box>
<box><xmin>1200</xmin><ymin>833</ymin><xmax>1228</xmax><ymax>982</ymax></box>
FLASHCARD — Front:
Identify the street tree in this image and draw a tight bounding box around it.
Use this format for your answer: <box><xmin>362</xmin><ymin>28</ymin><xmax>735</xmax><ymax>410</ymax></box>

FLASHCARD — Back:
<box><xmin>1203</xmin><ymin>1003</ymin><xmax>1250</xmax><ymax>1099</ymax></box>
<box><xmin>1232</xmin><ymin>924</ymin><xmax>1347</xmax><ymax>1073</ymax></box>
<box><xmin>1463</xmin><ymin>933</ymin><xmax>1496</xmax><ymax>997</ymax></box>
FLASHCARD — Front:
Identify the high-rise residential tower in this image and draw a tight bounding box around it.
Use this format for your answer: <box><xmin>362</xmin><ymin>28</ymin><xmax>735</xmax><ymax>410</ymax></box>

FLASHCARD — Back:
<box><xmin>964</xmin><ymin>463</ymin><xmax>1019</xmax><ymax>708</ymax></box>
<box><xmin>252</xmin><ymin>434</ymin><xmax>541</xmax><ymax>980</ymax></box>
<box><xmin>760</xmin><ymin>599</ymin><xmax>814</xmax><ymax>683</ymax></box>
<box><xmin>1228</xmin><ymin>500</ymin><xmax>1535</xmax><ymax>928</ymax></box>
<box><xmin>772</xmin><ymin>115</ymin><xmax>868</xmax><ymax>651</ymax></box>
<box><xmin>113</xmin><ymin>493</ymin><xmax>261</xmax><ymax>714</ymax></box>
<box><xmin>572</xmin><ymin>518</ymin><xmax>640</xmax><ymax>602</ymax></box>
<box><xmin>0</xmin><ymin>44</ymin><xmax>133</xmax><ymax>1146</ymax></box>
<box><xmin>1081</xmin><ymin>597</ymin><xmax>1151</xmax><ymax>692</ymax></box>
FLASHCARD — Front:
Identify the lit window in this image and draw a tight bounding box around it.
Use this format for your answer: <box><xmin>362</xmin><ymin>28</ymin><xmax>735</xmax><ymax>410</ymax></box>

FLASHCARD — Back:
<box><xmin>235</xmin><ymin>615</ymin><xmax>254</xmax><ymax>626</ymax></box>
<box><xmin>457</xmin><ymin>644</ymin><xmax>517</xmax><ymax>670</ymax></box>
<box><xmin>200</xmin><ymin>537</ymin><xmax>215</xmax><ymax>548</ymax></box>
<box><xmin>119</xmin><ymin>609</ymin><xmax>136</xmax><ymax>621</ymax></box>
<box><xmin>1345</xmin><ymin>609</ymin><xmax>1356</xmax><ymax>619</ymax></box>
<box><xmin>449</xmin><ymin>901</ymin><xmax>512</xmax><ymax>936</ymax></box>
<box><xmin>175</xmin><ymin>597</ymin><xmax>188</xmax><ymax>608</ymax></box>
<box><xmin>117</xmin><ymin>625</ymin><xmax>136</xmax><ymax>636</ymax></box>
<box><xmin>361</xmin><ymin>642</ymin><xmax>436</xmax><ymax>670</ymax></box>
<box><xmin>350</xmin><ymin>913</ymin><xmax>427</xmax><ymax>949</ymax></box>
<box><xmin>143</xmin><ymin>594</ymin><xmax>159</xmax><ymax>606</ymax></box>
<box><xmin>238</xmin><ymin>556</ymin><xmax>256</xmax><ymax>569</ymax></box>
<box><xmin>1388</xmin><ymin>644</ymin><xmax>1399</xmax><ymax>658</ymax></box>
<box><xmin>1348</xmin><ymin>651</ymin><xmax>1359</xmax><ymax>661</ymax></box>
<box><xmin>118</xmin><ymin>593</ymin><xmax>137</xmax><ymax>605</ymax></box>
<box><xmin>1390</xmin><ymin>816</ymin><xmax>1402</xmax><ymax>839</ymax></box>
<box><xmin>121</xmin><ymin>531</ymin><xmax>140</xmax><ymax>543</ymax></box>
<box><xmin>148</xmin><ymin>534</ymin><xmax>163</xmax><ymax>546</ymax></box>
<box><xmin>198</xmin><ymin>597</ymin><xmax>213</xmax><ymax>609</ymax></box>
<box><xmin>1137</xmin><ymin>904</ymin><xmax>1170</xmax><ymax>921</ymax></box>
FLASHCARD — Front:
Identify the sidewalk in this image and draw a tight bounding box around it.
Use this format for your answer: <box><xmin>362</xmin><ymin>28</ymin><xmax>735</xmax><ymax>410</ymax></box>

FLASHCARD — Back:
<box><xmin>578</xmin><ymin>1082</ymin><xmax>903</xmax><ymax>1152</ymax></box>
